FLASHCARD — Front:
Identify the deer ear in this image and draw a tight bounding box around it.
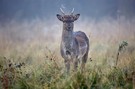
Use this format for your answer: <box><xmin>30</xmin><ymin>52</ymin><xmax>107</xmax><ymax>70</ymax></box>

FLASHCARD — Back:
<box><xmin>73</xmin><ymin>14</ymin><xmax>80</xmax><ymax>21</ymax></box>
<box><xmin>57</xmin><ymin>14</ymin><xmax>63</xmax><ymax>21</ymax></box>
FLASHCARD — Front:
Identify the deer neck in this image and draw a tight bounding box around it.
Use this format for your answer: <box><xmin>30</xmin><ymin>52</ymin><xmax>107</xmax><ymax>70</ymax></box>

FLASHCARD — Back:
<box><xmin>61</xmin><ymin>24</ymin><xmax>74</xmax><ymax>48</ymax></box>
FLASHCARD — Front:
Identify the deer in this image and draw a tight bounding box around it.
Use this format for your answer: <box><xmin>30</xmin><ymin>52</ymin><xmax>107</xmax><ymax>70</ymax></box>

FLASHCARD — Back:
<box><xmin>56</xmin><ymin>8</ymin><xmax>89</xmax><ymax>73</ymax></box>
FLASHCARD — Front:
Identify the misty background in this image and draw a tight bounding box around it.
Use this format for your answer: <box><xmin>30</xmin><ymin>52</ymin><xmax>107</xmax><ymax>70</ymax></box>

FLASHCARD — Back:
<box><xmin>0</xmin><ymin>0</ymin><xmax>135</xmax><ymax>21</ymax></box>
<box><xmin>0</xmin><ymin>0</ymin><xmax>135</xmax><ymax>59</ymax></box>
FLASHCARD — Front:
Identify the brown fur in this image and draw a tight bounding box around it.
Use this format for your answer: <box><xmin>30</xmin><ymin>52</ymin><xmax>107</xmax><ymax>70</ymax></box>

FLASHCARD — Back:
<box><xmin>57</xmin><ymin>13</ymin><xmax>89</xmax><ymax>73</ymax></box>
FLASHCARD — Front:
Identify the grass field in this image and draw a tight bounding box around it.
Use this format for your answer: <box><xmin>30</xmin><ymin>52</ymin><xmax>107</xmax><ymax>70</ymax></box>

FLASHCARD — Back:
<box><xmin>0</xmin><ymin>17</ymin><xmax>135</xmax><ymax>89</ymax></box>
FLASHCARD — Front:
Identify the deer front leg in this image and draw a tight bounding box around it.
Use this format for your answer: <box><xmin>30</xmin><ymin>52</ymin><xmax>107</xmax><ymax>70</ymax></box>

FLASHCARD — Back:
<box><xmin>74</xmin><ymin>59</ymin><xmax>78</xmax><ymax>71</ymax></box>
<box><xmin>64</xmin><ymin>59</ymin><xmax>70</xmax><ymax>73</ymax></box>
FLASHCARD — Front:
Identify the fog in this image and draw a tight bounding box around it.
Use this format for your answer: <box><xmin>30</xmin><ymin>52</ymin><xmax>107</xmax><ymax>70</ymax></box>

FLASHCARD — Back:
<box><xmin>0</xmin><ymin>0</ymin><xmax>135</xmax><ymax>21</ymax></box>
<box><xmin>0</xmin><ymin>0</ymin><xmax>135</xmax><ymax>57</ymax></box>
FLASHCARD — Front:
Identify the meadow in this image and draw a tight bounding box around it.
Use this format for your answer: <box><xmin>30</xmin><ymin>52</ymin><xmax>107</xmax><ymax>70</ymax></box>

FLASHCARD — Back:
<box><xmin>0</xmin><ymin>17</ymin><xmax>135</xmax><ymax>89</ymax></box>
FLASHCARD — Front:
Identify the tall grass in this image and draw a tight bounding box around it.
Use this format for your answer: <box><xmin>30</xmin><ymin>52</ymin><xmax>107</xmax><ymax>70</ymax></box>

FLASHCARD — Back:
<box><xmin>0</xmin><ymin>17</ymin><xmax>135</xmax><ymax>89</ymax></box>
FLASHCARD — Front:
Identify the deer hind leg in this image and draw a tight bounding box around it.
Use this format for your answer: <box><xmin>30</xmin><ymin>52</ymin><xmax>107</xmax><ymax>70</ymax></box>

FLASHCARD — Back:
<box><xmin>81</xmin><ymin>52</ymin><xmax>88</xmax><ymax>71</ymax></box>
<box><xmin>74</xmin><ymin>59</ymin><xmax>78</xmax><ymax>71</ymax></box>
<box><xmin>64</xmin><ymin>59</ymin><xmax>70</xmax><ymax>73</ymax></box>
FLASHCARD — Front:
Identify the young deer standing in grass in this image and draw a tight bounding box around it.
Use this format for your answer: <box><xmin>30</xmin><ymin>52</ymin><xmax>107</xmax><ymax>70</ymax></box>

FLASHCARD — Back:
<box><xmin>57</xmin><ymin>8</ymin><xmax>89</xmax><ymax>73</ymax></box>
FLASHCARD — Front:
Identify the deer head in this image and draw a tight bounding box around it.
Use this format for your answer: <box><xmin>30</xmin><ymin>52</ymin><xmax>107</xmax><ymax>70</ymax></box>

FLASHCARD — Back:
<box><xmin>56</xmin><ymin>8</ymin><xmax>80</xmax><ymax>31</ymax></box>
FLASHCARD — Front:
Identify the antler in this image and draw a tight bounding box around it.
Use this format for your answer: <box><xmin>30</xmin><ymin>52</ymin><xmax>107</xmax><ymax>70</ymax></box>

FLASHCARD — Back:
<box><xmin>71</xmin><ymin>8</ymin><xmax>74</xmax><ymax>14</ymax></box>
<box><xmin>60</xmin><ymin>8</ymin><xmax>65</xmax><ymax>15</ymax></box>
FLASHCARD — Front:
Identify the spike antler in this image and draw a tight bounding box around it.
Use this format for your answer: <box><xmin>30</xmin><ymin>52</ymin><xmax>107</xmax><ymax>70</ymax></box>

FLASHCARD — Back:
<box><xmin>71</xmin><ymin>8</ymin><xmax>74</xmax><ymax>14</ymax></box>
<box><xmin>60</xmin><ymin>8</ymin><xmax>65</xmax><ymax>15</ymax></box>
